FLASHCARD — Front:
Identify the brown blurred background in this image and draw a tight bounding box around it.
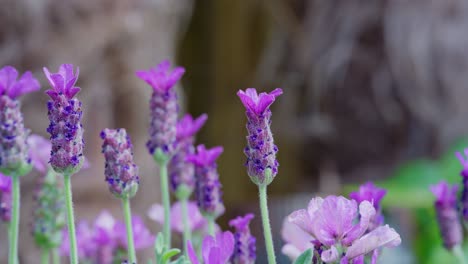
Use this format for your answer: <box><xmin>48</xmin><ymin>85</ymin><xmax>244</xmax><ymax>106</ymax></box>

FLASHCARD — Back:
<box><xmin>1</xmin><ymin>0</ymin><xmax>468</xmax><ymax>263</ymax></box>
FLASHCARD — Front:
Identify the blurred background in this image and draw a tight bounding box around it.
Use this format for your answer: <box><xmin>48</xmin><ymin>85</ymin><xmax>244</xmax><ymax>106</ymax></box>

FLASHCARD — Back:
<box><xmin>2</xmin><ymin>0</ymin><xmax>468</xmax><ymax>263</ymax></box>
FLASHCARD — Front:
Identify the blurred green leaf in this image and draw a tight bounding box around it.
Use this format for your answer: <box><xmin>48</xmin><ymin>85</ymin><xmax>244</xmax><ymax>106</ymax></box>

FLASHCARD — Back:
<box><xmin>293</xmin><ymin>249</ymin><xmax>313</xmax><ymax>264</ymax></box>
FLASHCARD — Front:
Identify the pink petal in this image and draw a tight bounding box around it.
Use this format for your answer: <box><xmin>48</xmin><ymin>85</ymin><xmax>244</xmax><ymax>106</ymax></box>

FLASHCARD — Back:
<box><xmin>345</xmin><ymin>225</ymin><xmax>401</xmax><ymax>260</ymax></box>
<box><xmin>321</xmin><ymin>245</ymin><xmax>339</xmax><ymax>262</ymax></box>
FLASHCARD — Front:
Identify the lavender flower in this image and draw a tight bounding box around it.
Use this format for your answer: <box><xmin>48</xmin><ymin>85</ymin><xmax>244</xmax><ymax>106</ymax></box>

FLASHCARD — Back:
<box><xmin>170</xmin><ymin>114</ymin><xmax>207</xmax><ymax>198</ymax></box>
<box><xmin>350</xmin><ymin>182</ymin><xmax>387</xmax><ymax>230</ymax></box>
<box><xmin>288</xmin><ymin>195</ymin><xmax>401</xmax><ymax>263</ymax></box>
<box><xmin>237</xmin><ymin>88</ymin><xmax>282</xmax><ymax>185</ymax></box>
<box><xmin>136</xmin><ymin>60</ymin><xmax>185</xmax><ymax>156</ymax></box>
<box><xmin>0</xmin><ymin>66</ymin><xmax>40</xmax><ymax>175</ymax></box>
<box><xmin>456</xmin><ymin>150</ymin><xmax>468</xmax><ymax>221</ymax></box>
<box><xmin>229</xmin><ymin>214</ymin><xmax>256</xmax><ymax>264</ymax></box>
<box><xmin>187</xmin><ymin>145</ymin><xmax>225</xmax><ymax>218</ymax></box>
<box><xmin>0</xmin><ymin>173</ymin><xmax>12</xmax><ymax>222</ymax></box>
<box><xmin>430</xmin><ymin>181</ymin><xmax>463</xmax><ymax>249</ymax></box>
<box><xmin>44</xmin><ymin>64</ymin><xmax>84</xmax><ymax>174</ymax></box>
<box><xmin>187</xmin><ymin>231</ymin><xmax>235</xmax><ymax>264</ymax></box>
<box><xmin>32</xmin><ymin>170</ymin><xmax>66</xmax><ymax>250</ymax></box>
<box><xmin>148</xmin><ymin>201</ymin><xmax>207</xmax><ymax>233</ymax></box>
<box><xmin>101</xmin><ymin>128</ymin><xmax>139</xmax><ymax>199</ymax></box>
<box><xmin>280</xmin><ymin>219</ymin><xmax>315</xmax><ymax>261</ymax></box>
<box><xmin>345</xmin><ymin>225</ymin><xmax>401</xmax><ymax>261</ymax></box>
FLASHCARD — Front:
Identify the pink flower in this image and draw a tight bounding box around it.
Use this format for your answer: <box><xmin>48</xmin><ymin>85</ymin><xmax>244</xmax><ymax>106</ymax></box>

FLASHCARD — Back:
<box><xmin>280</xmin><ymin>219</ymin><xmax>315</xmax><ymax>261</ymax></box>
<box><xmin>148</xmin><ymin>201</ymin><xmax>207</xmax><ymax>233</ymax></box>
<box><xmin>0</xmin><ymin>66</ymin><xmax>40</xmax><ymax>99</ymax></box>
<box><xmin>345</xmin><ymin>225</ymin><xmax>401</xmax><ymax>260</ymax></box>
<box><xmin>188</xmin><ymin>231</ymin><xmax>235</xmax><ymax>264</ymax></box>
<box><xmin>135</xmin><ymin>60</ymin><xmax>185</xmax><ymax>93</ymax></box>
<box><xmin>43</xmin><ymin>64</ymin><xmax>80</xmax><ymax>100</ymax></box>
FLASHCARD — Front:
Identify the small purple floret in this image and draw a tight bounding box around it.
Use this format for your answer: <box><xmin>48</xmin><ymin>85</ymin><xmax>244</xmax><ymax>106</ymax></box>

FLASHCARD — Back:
<box><xmin>101</xmin><ymin>128</ymin><xmax>139</xmax><ymax>199</ymax></box>
<box><xmin>136</xmin><ymin>60</ymin><xmax>185</xmax><ymax>156</ymax></box>
<box><xmin>44</xmin><ymin>64</ymin><xmax>84</xmax><ymax>174</ymax></box>
<box><xmin>237</xmin><ymin>88</ymin><xmax>282</xmax><ymax>185</ymax></box>
<box><xmin>187</xmin><ymin>145</ymin><xmax>225</xmax><ymax>218</ymax></box>
<box><xmin>169</xmin><ymin>114</ymin><xmax>207</xmax><ymax>195</ymax></box>
<box><xmin>229</xmin><ymin>213</ymin><xmax>256</xmax><ymax>264</ymax></box>
<box><xmin>430</xmin><ymin>181</ymin><xmax>463</xmax><ymax>249</ymax></box>
<box><xmin>350</xmin><ymin>182</ymin><xmax>387</xmax><ymax>230</ymax></box>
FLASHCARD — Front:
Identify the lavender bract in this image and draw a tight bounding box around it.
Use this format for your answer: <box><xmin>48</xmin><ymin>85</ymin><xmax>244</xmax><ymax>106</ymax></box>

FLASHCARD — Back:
<box><xmin>187</xmin><ymin>145</ymin><xmax>225</xmax><ymax>218</ymax></box>
<box><xmin>237</xmin><ymin>88</ymin><xmax>282</xmax><ymax>185</ymax></box>
<box><xmin>430</xmin><ymin>181</ymin><xmax>463</xmax><ymax>249</ymax></box>
<box><xmin>350</xmin><ymin>182</ymin><xmax>387</xmax><ymax>230</ymax></box>
<box><xmin>101</xmin><ymin>128</ymin><xmax>139</xmax><ymax>199</ymax></box>
<box><xmin>229</xmin><ymin>213</ymin><xmax>256</xmax><ymax>264</ymax></box>
<box><xmin>188</xmin><ymin>231</ymin><xmax>235</xmax><ymax>264</ymax></box>
<box><xmin>170</xmin><ymin>114</ymin><xmax>207</xmax><ymax>198</ymax></box>
<box><xmin>44</xmin><ymin>64</ymin><xmax>84</xmax><ymax>174</ymax></box>
<box><xmin>136</xmin><ymin>60</ymin><xmax>185</xmax><ymax>157</ymax></box>
<box><xmin>0</xmin><ymin>66</ymin><xmax>40</xmax><ymax>175</ymax></box>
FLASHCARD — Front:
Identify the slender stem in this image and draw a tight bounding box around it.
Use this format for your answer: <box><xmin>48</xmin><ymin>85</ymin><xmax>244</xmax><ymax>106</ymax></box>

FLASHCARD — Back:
<box><xmin>180</xmin><ymin>198</ymin><xmax>191</xmax><ymax>256</ymax></box>
<box><xmin>8</xmin><ymin>175</ymin><xmax>20</xmax><ymax>264</ymax></box>
<box><xmin>64</xmin><ymin>174</ymin><xmax>78</xmax><ymax>264</ymax></box>
<box><xmin>452</xmin><ymin>245</ymin><xmax>467</xmax><ymax>264</ymax></box>
<box><xmin>207</xmin><ymin>217</ymin><xmax>216</xmax><ymax>237</ymax></box>
<box><xmin>52</xmin><ymin>248</ymin><xmax>60</xmax><ymax>264</ymax></box>
<box><xmin>122</xmin><ymin>198</ymin><xmax>137</xmax><ymax>264</ymax></box>
<box><xmin>159</xmin><ymin>161</ymin><xmax>171</xmax><ymax>248</ymax></box>
<box><xmin>41</xmin><ymin>249</ymin><xmax>49</xmax><ymax>264</ymax></box>
<box><xmin>258</xmin><ymin>184</ymin><xmax>276</xmax><ymax>264</ymax></box>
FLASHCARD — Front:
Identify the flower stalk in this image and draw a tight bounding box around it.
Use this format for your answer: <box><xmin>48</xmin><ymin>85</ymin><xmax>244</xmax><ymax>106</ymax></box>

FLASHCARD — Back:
<box><xmin>155</xmin><ymin>150</ymin><xmax>172</xmax><ymax>249</ymax></box>
<box><xmin>8</xmin><ymin>174</ymin><xmax>19</xmax><ymax>264</ymax></box>
<box><xmin>63</xmin><ymin>174</ymin><xmax>78</xmax><ymax>264</ymax></box>
<box><xmin>258</xmin><ymin>177</ymin><xmax>276</xmax><ymax>264</ymax></box>
<box><xmin>180</xmin><ymin>197</ymin><xmax>191</xmax><ymax>255</ymax></box>
<box><xmin>122</xmin><ymin>198</ymin><xmax>137</xmax><ymax>263</ymax></box>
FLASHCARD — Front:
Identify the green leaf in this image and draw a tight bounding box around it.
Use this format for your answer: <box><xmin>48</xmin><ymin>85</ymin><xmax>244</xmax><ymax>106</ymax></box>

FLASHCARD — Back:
<box><xmin>293</xmin><ymin>249</ymin><xmax>313</xmax><ymax>264</ymax></box>
<box><xmin>162</xmin><ymin>248</ymin><xmax>181</xmax><ymax>263</ymax></box>
<box><xmin>154</xmin><ymin>232</ymin><xmax>166</xmax><ymax>254</ymax></box>
<box><xmin>171</xmin><ymin>256</ymin><xmax>190</xmax><ymax>264</ymax></box>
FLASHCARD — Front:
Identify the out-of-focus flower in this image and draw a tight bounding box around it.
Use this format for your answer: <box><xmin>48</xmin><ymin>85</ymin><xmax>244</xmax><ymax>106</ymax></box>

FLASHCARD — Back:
<box><xmin>229</xmin><ymin>213</ymin><xmax>256</xmax><ymax>264</ymax></box>
<box><xmin>188</xmin><ymin>231</ymin><xmax>235</xmax><ymax>264</ymax></box>
<box><xmin>136</xmin><ymin>60</ymin><xmax>184</xmax><ymax>156</ymax></box>
<box><xmin>170</xmin><ymin>114</ymin><xmax>207</xmax><ymax>198</ymax></box>
<box><xmin>187</xmin><ymin>145</ymin><xmax>225</xmax><ymax>218</ymax></box>
<box><xmin>430</xmin><ymin>181</ymin><xmax>463</xmax><ymax>249</ymax></box>
<box><xmin>280</xmin><ymin>219</ymin><xmax>315</xmax><ymax>261</ymax></box>
<box><xmin>0</xmin><ymin>173</ymin><xmax>12</xmax><ymax>222</ymax></box>
<box><xmin>345</xmin><ymin>225</ymin><xmax>401</xmax><ymax>260</ymax></box>
<box><xmin>456</xmin><ymin>150</ymin><xmax>468</xmax><ymax>221</ymax></box>
<box><xmin>115</xmin><ymin>215</ymin><xmax>154</xmax><ymax>250</ymax></box>
<box><xmin>101</xmin><ymin>128</ymin><xmax>139</xmax><ymax>199</ymax></box>
<box><xmin>148</xmin><ymin>201</ymin><xmax>207</xmax><ymax>233</ymax></box>
<box><xmin>44</xmin><ymin>64</ymin><xmax>84</xmax><ymax>174</ymax></box>
<box><xmin>350</xmin><ymin>182</ymin><xmax>387</xmax><ymax>230</ymax></box>
<box><xmin>237</xmin><ymin>88</ymin><xmax>282</xmax><ymax>186</ymax></box>
<box><xmin>0</xmin><ymin>66</ymin><xmax>39</xmax><ymax>175</ymax></box>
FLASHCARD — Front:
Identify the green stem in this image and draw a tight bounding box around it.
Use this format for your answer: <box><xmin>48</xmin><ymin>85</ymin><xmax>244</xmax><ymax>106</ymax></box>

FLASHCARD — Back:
<box><xmin>452</xmin><ymin>245</ymin><xmax>467</xmax><ymax>264</ymax></box>
<box><xmin>52</xmin><ymin>248</ymin><xmax>60</xmax><ymax>264</ymax></box>
<box><xmin>41</xmin><ymin>249</ymin><xmax>49</xmax><ymax>264</ymax></box>
<box><xmin>64</xmin><ymin>174</ymin><xmax>78</xmax><ymax>264</ymax></box>
<box><xmin>258</xmin><ymin>184</ymin><xmax>276</xmax><ymax>264</ymax></box>
<box><xmin>159</xmin><ymin>161</ymin><xmax>171</xmax><ymax>248</ymax></box>
<box><xmin>180</xmin><ymin>198</ymin><xmax>191</xmax><ymax>256</ymax></box>
<box><xmin>8</xmin><ymin>175</ymin><xmax>20</xmax><ymax>264</ymax></box>
<box><xmin>207</xmin><ymin>217</ymin><xmax>216</xmax><ymax>237</ymax></box>
<box><xmin>122</xmin><ymin>198</ymin><xmax>137</xmax><ymax>264</ymax></box>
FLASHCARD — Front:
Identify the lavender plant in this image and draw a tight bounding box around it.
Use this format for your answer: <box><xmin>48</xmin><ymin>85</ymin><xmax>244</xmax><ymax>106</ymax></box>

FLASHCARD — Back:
<box><xmin>44</xmin><ymin>64</ymin><xmax>84</xmax><ymax>264</ymax></box>
<box><xmin>0</xmin><ymin>66</ymin><xmax>40</xmax><ymax>264</ymax></box>
<box><xmin>136</xmin><ymin>60</ymin><xmax>185</xmax><ymax>249</ymax></box>
<box><xmin>237</xmin><ymin>88</ymin><xmax>282</xmax><ymax>264</ymax></box>
<box><xmin>229</xmin><ymin>214</ymin><xmax>256</xmax><ymax>264</ymax></box>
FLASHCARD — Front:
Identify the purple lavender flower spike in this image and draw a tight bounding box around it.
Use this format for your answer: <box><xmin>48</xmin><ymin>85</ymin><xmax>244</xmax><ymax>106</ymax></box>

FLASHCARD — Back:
<box><xmin>170</xmin><ymin>114</ymin><xmax>208</xmax><ymax>198</ymax></box>
<box><xmin>187</xmin><ymin>145</ymin><xmax>225</xmax><ymax>218</ymax></box>
<box><xmin>188</xmin><ymin>231</ymin><xmax>235</xmax><ymax>264</ymax></box>
<box><xmin>44</xmin><ymin>64</ymin><xmax>84</xmax><ymax>174</ymax></box>
<box><xmin>0</xmin><ymin>66</ymin><xmax>40</xmax><ymax>175</ymax></box>
<box><xmin>101</xmin><ymin>128</ymin><xmax>139</xmax><ymax>199</ymax></box>
<box><xmin>237</xmin><ymin>88</ymin><xmax>282</xmax><ymax>185</ymax></box>
<box><xmin>136</xmin><ymin>60</ymin><xmax>185</xmax><ymax>157</ymax></box>
<box><xmin>456</xmin><ymin>150</ymin><xmax>468</xmax><ymax>221</ymax></box>
<box><xmin>430</xmin><ymin>181</ymin><xmax>463</xmax><ymax>249</ymax></box>
<box><xmin>229</xmin><ymin>213</ymin><xmax>256</xmax><ymax>264</ymax></box>
<box><xmin>0</xmin><ymin>173</ymin><xmax>12</xmax><ymax>222</ymax></box>
<box><xmin>350</xmin><ymin>182</ymin><xmax>387</xmax><ymax>230</ymax></box>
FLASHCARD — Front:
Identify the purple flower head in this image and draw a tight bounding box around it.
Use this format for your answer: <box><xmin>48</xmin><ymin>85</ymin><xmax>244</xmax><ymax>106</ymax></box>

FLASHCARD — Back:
<box><xmin>43</xmin><ymin>64</ymin><xmax>80</xmax><ymax>100</ymax></box>
<box><xmin>136</xmin><ymin>61</ymin><xmax>184</xmax><ymax>156</ymax></box>
<box><xmin>229</xmin><ymin>213</ymin><xmax>256</xmax><ymax>264</ymax></box>
<box><xmin>0</xmin><ymin>66</ymin><xmax>40</xmax><ymax>99</ymax></box>
<box><xmin>169</xmin><ymin>114</ymin><xmax>208</xmax><ymax>197</ymax></box>
<box><xmin>281</xmin><ymin>219</ymin><xmax>316</xmax><ymax>261</ymax></box>
<box><xmin>115</xmin><ymin>216</ymin><xmax>154</xmax><ymax>250</ymax></box>
<box><xmin>237</xmin><ymin>88</ymin><xmax>282</xmax><ymax>186</ymax></box>
<box><xmin>148</xmin><ymin>201</ymin><xmax>207</xmax><ymax>233</ymax></box>
<box><xmin>187</xmin><ymin>145</ymin><xmax>225</xmax><ymax>218</ymax></box>
<box><xmin>430</xmin><ymin>181</ymin><xmax>463</xmax><ymax>249</ymax></box>
<box><xmin>101</xmin><ymin>128</ymin><xmax>139</xmax><ymax>199</ymax></box>
<box><xmin>188</xmin><ymin>231</ymin><xmax>235</xmax><ymax>264</ymax></box>
<box><xmin>0</xmin><ymin>173</ymin><xmax>11</xmax><ymax>222</ymax></box>
<box><xmin>350</xmin><ymin>182</ymin><xmax>387</xmax><ymax>229</ymax></box>
<box><xmin>44</xmin><ymin>64</ymin><xmax>84</xmax><ymax>174</ymax></box>
<box><xmin>456</xmin><ymin>150</ymin><xmax>468</xmax><ymax>221</ymax></box>
<box><xmin>289</xmin><ymin>196</ymin><xmax>377</xmax><ymax>262</ymax></box>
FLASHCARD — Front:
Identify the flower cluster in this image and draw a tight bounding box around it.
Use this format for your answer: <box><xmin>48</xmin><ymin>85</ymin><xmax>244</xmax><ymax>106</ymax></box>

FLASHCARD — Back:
<box><xmin>60</xmin><ymin>211</ymin><xmax>154</xmax><ymax>264</ymax></box>
<box><xmin>284</xmin><ymin>187</ymin><xmax>401</xmax><ymax>263</ymax></box>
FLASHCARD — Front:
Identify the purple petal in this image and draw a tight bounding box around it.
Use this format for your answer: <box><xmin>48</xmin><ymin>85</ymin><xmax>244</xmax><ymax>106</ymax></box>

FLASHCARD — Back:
<box><xmin>0</xmin><ymin>66</ymin><xmax>18</xmax><ymax>94</ymax></box>
<box><xmin>187</xmin><ymin>241</ymin><xmax>200</xmax><ymax>264</ymax></box>
<box><xmin>288</xmin><ymin>209</ymin><xmax>314</xmax><ymax>234</ymax></box>
<box><xmin>345</xmin><ymin>225</ymin><xmax>401</xmax><ymax>260</ymax></box>
<box><xmin>281</xmin><ymin>219</ymin><xmax>315</xmax><ymax>261</ymax></box>
<box><xmin>342</xmin><ymin>201</ymin><xmax>376</xmax><ymax>245</ymax></box>
<box><xmin>321</xmin><ymin>245</ymin><xmax>339</xmax><ymax>262</ymax></box>
<box><xmin>0</xmin><ymin>173</ymin><xmax>12</xmax><ymax>193</ymax></box>
<box><xmin>229</xmin><ymin>213</ymin><xmax>254</xmax><ymax>230</ymax></box>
